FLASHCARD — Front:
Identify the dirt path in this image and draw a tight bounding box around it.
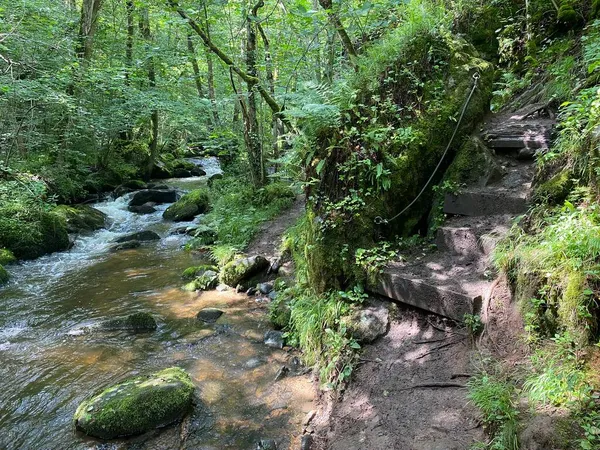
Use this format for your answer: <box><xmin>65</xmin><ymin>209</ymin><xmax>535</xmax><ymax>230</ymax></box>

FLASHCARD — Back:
<box><xmin>246</xmin><ymin>195</ymin><xmax>305</xmax><ymax>261</ymax></box>
<box><xmin>309</xmin><ymin>105</ymin><xmax>554</xmax><ymax>450</ymax></box>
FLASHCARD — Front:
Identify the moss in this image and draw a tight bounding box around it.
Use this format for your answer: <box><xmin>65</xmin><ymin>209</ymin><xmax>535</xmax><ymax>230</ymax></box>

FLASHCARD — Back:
<box><xmin>535</xmin><ymin>170</ymin><xmax>573</xmax><ymax>204</ymax></box>
<box><xmin>0</xmin><ymin>248</ymin><xmax>16</xmax><ymax>265</ymax></box>
<box><xmin>0</xmin><ymin>265</ymin><xmax>9</xmax><ymax>285</ymax></box>
<box><xmin>557</xmin><ymin>3</ymin><xmax>580</xmax><ymax>29</ymax></box>
<box><xmin>559</xmin><ymin>269</ymin><xmax>589</xmax><ymax>343</ymax></box>
<box><xmin>220</xmin><ymin>255</ymin><xmax>269</xmax><ymax>287</ymax></box>
<box><xmin>163</xmin><ymin>188</ymin><xmax>210</xmax><ymax>222</ymax></box>
<box><xmin>181</xmin><ymin>265</ymin><xmax>217</xmax><ymax>281</ymax></box>
<box><xmin>53</xmin><ymin>205</ymin><xmax>107</xmax><ymax>234</ymax></box>
<box><xmin>74</xmin><ymin>367</ymin><xmax>195</xmax><ymax>439</ymax></box>
<box><xmin>593</xmin><ymin>0</ymin><xmax>600</xmax><ymax>18</ymax></box>
<box><xmin>0</xmin><ymin>205</ymin><xmax>70</xmax><ymax>260</ymax></box>
<box><xmin>182</xmin><ymin>270</ymin><xmax>218</xmax><ymax>291</ymax></box>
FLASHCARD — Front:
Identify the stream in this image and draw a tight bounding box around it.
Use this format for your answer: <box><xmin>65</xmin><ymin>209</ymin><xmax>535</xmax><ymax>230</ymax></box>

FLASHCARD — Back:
<box><xmin>0</xmin><ymin>158</ymin><xmax>314</xmax><ymax>450</ymax></box>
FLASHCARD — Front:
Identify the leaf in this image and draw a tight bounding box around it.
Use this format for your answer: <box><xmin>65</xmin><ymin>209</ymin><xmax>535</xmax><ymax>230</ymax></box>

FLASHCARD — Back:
<box><xmin>316</xmin><ymin>159</ymin><xmax>326</xmax><ymax>175</ymax></box>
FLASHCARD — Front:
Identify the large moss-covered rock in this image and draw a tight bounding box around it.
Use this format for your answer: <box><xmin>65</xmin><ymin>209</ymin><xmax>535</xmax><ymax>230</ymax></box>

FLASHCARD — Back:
<box><xmin>74</xmin><ymin>367</ymin><xmax>195</xmax><ymax>439</ymax></box>
<box><xmin>0</xmin><ymin>248</ymin><xmax>16</xmax><ymax>265</ymax></box>
<box><xmin>0</xmin><ymin>265</ymin><xmax>9</xmax><ymax>285</ymax></box>
<box><xmin>163</xmin><ymin>189</ymin><xmax>210</xmax><ymax>222</ymax></box>
<box><xmin>129</xmin><ymin>189</ymin><xmax>178</xmax><ymax>207</ymax></box>
<box><xmin>220</xmin><ymin>255</ymin><xmax>269</xmax><ymax>287</ymax></box>
<box><xmin>0</xmin><ymin>205</ymin><xmax>70</xmax><ymax>260</ymax></box>
<box><xmin>53</xmin><ymin>205</ymin><xmax>107</xmax><ymax>234</ymax></box>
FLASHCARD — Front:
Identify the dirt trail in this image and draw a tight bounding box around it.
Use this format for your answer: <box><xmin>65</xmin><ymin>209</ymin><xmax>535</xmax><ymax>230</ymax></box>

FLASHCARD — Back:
<box><xmin>310</xmin><ymin>105</ymin><xmax>555</xmax><ymax>450</ymax></box>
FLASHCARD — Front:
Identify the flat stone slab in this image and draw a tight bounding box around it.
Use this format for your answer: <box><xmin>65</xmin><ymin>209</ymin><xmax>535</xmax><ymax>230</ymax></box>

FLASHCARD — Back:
<box><xmin>444</xmin><ymin>191</ymin><xmax>528</xmax><ymax>217</ymax></box>
<box><xmin>371</xmin><ymin>270</ymin><xmax>482</xmax><ymax>321</ymax></box>
<box><xmin>436</xmin><ymin>215</ymin><xmax>512</xmax><ymax>257</ymax></box>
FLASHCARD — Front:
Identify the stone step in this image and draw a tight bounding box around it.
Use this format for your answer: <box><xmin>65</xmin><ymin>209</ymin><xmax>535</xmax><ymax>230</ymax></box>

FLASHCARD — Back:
<box><xmin>482</xmin><ymin>119</ymin><xmax>555</xmax><ymax>151</ymax></box>
<box><xmin>370</xmin><ymin>259</ymin><xmax>486</xmax><ymax>321</ymax></box>
<box><xmin>444</xmin><ymin>191</ymin><xmax>528</xmax><ymax>217</ymax></box>
<box><xmin>436</xmin><ymin>215</ymin><xmax>512</xmax><ymax>257</ymax></box>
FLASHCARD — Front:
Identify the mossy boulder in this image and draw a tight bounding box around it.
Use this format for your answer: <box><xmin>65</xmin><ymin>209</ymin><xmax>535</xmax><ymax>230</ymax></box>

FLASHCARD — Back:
<box><xmin>0</xmin><ymin>205</ymin><xmax>70</xmax><ymax>260</ymax></box>
<box><xmin>182</xmin><ymin>265</ymin><xmax>217</xmax><ymax>281</ymax></box>
<box><xmin>100</xmin><ymin>312</ymin><xmax>158</xmax><ymax>332</ymax></box>
<box><xmin>253</xmin><ymin>183</ymin><xmax>296</xmax><ymax>206</ymax></box>
<box><xmin>129</xmin><ymin>189</ymin><xmax>178</xmax><ymax>207</ymax></box>
<box><xmin>74</xmin><ymin>367</ymin><xmax>195</xmax><ymax>439</ymax></box>
<box><xmin>220</xmin><ymin>255</ymin><xmax>269</xmax><ymax>287</ymax></box>
<box><xmin>163</xmin><ymin>189</ymin><xmax>210</xmax><ymax>222</ymax></box>
<box><xmin>0</xmin><ymin>248</ymin><xmax>16</xmax><ymax>265</ymax></box>
<box><xmin>182</xmin><ymin>270</ymin><xmax>218</xmax><ymax>291</ymax></box>
<box><xmin>115</xmin><ymin>231</ymin><xmax>160</xmax><ymax>243</ymax></box>
<box><xmin>0</xmin><ymin>265</ymin><xmax>9</xmax><ymax>285</ymax></box>
<box><xmin>535</xmin><ymin>169</ymin><xmax>573</xmax><ymax>204</ymax></box>
<box><xmin>557</xmin><ymin>3</ymin><xmax>580</xmax><ymax>29</ymax></box>
<box><xmin>53</xmin><ymin>205</ymin><xmax>107</xmax><ymax>234</ymax></box>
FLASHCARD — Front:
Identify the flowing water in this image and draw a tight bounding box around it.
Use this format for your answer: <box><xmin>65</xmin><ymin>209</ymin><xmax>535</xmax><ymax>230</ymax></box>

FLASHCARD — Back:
<box><xmin>0</xmin><ymin>158</ymin><xmax>314</xmax><ymax>450</ymax></box>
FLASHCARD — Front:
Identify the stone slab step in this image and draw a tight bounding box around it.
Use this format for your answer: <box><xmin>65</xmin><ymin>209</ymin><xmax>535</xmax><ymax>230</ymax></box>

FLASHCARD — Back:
<box><xmin>444</xmin><ymin>191</ymin><xmax>528</xmax><ymax>217</ymax></box>
<box><xmin>436</xmin><ymin>215</ymin><xmax>513</xmax><ymax>257</ymax></box>
<box><xmin>370</xmin><ymin>254</ymin><xmax>489</xmax><ymax>321</ymax></box>
<box><xmin>371</xmin><ymin>268</ymin><xmax>483</xmax><ymax>321</ymax></box>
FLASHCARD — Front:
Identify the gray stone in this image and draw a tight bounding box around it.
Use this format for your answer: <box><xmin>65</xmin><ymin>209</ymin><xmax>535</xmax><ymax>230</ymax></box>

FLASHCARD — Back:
<box><xmin>264</xmin><ymin>330</ymin><xmax>285</xmax><ymax>349</ymax></box>
<box><xmin>300</xmin><ymin>435</ymin><xmax>313</xmax><ymax>450</ymax></box>
<box><xmin>196</xmin><ymin>308</ymin><xmax>224</xmax><ymax>324</ymax></box>
<box><xmin>255</xmin><ymin>439</ymin><xmax>277</xmax><ymax>450</ymax></box>
<box><xmin>111</xmin><ymin>240</ymin><xmax>141</xmax><ymax>251</ymax></box>
<box><xmin>346</xmin><ymin>300</ymin><xmax>390</xmax><ymax>344</ymax></box>
<box><xmin>258</xmin><ymin>282</ymin><xmax>274</xmax><ymax>295</ymax></box>
<box><xmin>129</xmin><ymin>189</ymin><xmax>178</xmax><ymax>207</ymax></box>
<box><xmin>115</xmin><ymin>231</ymin><xmax>160</xmax><ymax>243</ymax></box>
<box><xmin>128</xmin><ymin>203</ymin><xmax>156</xmax><ymax>214</ymax></box>
<box><xmin>101</xmin><ymin>312</ymin><xmax>157</xmax><ymax>332</ymax></box>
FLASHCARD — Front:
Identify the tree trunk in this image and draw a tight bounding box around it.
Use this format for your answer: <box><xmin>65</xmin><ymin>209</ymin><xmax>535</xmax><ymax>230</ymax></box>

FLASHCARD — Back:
<box><xmin>312</xmin><ymin>0</ymin><xmax>322</xmax><ymax>82</ymax></box>
<box><xmin>202</xmin><ymin>2</ymin><xmax>220</xmax><ymax>126</ymax></box>
<box><xmin>317</xmin><ymin>0</ymin><xmax>357</xmax><ymax>67</ymax></box>
<box><xmin>140</xmin><ymin>8</ymin><xmax>159</xmax><ymax>178</ymax></box>
<box><xmin>244</xmin><ymin>1</ymin><xmax>266</xmax><ymax>187</ymax></box>
<box><xmin>167</xmin><ymin>0</ymin><xmax>289</xmax><ymax>129</ymax></box>
<box><xmin>187</xmin><ymin>33</ymin><xmax>204</xmax><ymax>98</ymax></box>
<box><xmin>76</xmin><ymin>0</ymin><xmax>103</xmax><ymax>61</ymax></box>
<box><xmin>125</xmin><ymin>0</ymin><xmax>134</xmax><ymax>78</ymax></box>
<box><xmin>325</xmin><ymin>29</ymin><xmax>336</xmax><ymax>83</ymax></box>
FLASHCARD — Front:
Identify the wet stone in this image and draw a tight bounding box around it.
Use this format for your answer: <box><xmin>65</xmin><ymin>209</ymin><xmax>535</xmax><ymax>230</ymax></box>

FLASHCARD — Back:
<box><xmin>264</xmin><ymin>330</ymin><xmax>284</xmax><ymax>349</ymax></box>
<box><xmin>110</xmin><ymin>240</ymin><xmax>141</xmax><ymax>252</ymax></box>
<box><xmin>196</xmin><ymin>308</ymin><xmax>224</xmax><ymax>324</ymax></box>
<box><xmin>115</xmin><ymin>230</ymin><xmax>160</xmax><ymax>243</ymax></box>
<box><xmin>300</xmin><ymin>434</ymin><xmax>313</xmax><ymax>450</ymax></box>
<box><xmin>258</xmin><ymin>282</ymin><xmax>274</xmax><ymax>295</ymax></box>
<box><xmin>256</xmin><ymin>439</ymin><xmax>278</xmax><ymax>450</ymax></box>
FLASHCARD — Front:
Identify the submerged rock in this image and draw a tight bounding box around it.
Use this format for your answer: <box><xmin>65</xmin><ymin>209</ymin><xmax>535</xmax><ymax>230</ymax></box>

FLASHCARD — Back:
<box><xmin>128</xmin><ymin>203</ymin><xmax>156</xmax><ymax>214</ymax></box>
<box><xmin>115</xmin><ymin>231</ymin><xmax>160</xmax><ymax>243</ymax></box>
<box><xmin>53</xmin><ymin>205</ymin><xmax>107</xmax><ymax>234</ymax></box>
<box><xmin>74</xmin><ymin>367</ymin><xmax>195</xmax><ymax>439</ymax></box>
<box><xmin>196</xmin><ymin>308</ymin><xmax>224</xmax><ymax>324</ymax></box>
<box><xmin>264</xmin><ymin>330</ymin><xmax>285</xmax><ymax>349</ymax></box>
<box><xmin>101</xmin><ymin>312</ymin><xmax>157</xmax><ymax>332</ymax></box>
<box><xmin>220</xmin><ymin>255</ymin><xmax>269</xmax><ymax>287</ymax></box>
<box><xmin>129</xmin><ymin>189</ymin><xmax>178</xmax><ymax>207</ymax></box>
<box><xmin>110</xmin><ymin>240</ymin><xmax>141</xmax><ymax>252</ymax></box>
<box><xmin>162</xmin><ymin>189</ymin><xmax>210</xmax><ymax>222</ymax></box>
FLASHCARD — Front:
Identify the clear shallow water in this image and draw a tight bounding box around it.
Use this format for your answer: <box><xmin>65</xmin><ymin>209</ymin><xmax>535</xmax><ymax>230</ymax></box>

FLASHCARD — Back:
<box><xmin>0</xmin><ymin>159</ymin><xmax>314</xmax><ymax>450</ymax></box>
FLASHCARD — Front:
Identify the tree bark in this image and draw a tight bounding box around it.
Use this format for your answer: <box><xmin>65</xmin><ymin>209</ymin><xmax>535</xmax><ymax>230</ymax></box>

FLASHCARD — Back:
<box><xmin>76</xmin><ymin>0</ymin><xmax>103</xmax><ymax>61</ymax></box>
<box><xmin>187</xmin><ymin>33</ymin><xmax>204</xmax><ymax>98</ymax></box>
<box><xmin>125</xmin><ymin>0</ymin><xmax>134</xmax><ymax>78</ymax></box>
<box><xmin>202</xmin><ymin>1</ymin><xmax>220</xmax><ymax>126</ymax></box>
<box><xmin>140</xmin><ymin>8</ymin><xmax>159</xmax><ymax>178</ymax></box>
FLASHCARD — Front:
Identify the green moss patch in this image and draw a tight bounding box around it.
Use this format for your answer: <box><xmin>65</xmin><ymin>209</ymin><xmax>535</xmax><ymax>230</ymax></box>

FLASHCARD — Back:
<box><xmin>0</xmin><ymin>248</ymin><xmax>16</xmax><ymax>265</ymax></box>
<box><xmin>53</xmin><ymin>205</ymin><xmax>107</xmax><ymax>234</ymax></box>
<box><xmin>74</xmin><ymin>367</ymin><xmax>195</xmax><ymax>439</ymax></box>
<box><xmin>220</xmin><ymin>255</ymin><xmax>269</xmax><ymax>287</ymax></box>
<box><xmin>163</xmin><ymin>189</ymin><xmax>210</xmax><ymax>222</ymax></box>
<box><xmin>0</xmin><ymin>265</ymin><xmax>9</xmax><ymax>285</ymax></box>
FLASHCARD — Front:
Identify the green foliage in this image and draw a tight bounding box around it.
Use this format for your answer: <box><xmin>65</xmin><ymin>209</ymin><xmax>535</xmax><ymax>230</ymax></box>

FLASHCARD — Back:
<box><xmin>524</xmin><ymin>333</ymin><xmax>591</xmax><ymax>406</ymax></box>
<box><xmin>354</xmin><ymin>242</ymin><xmax>397</xmax><ymax>283</ymax></box>
<box><xmin>464</xmin><ymin>313</ymin><xmax>483</xmax><ymax>335</ymax></box>
<box><xmin>0</xmin><ymin>248</ymin><xmax>16</xmax><ymax>265</ymax></box>
<box><xmin>468</xmin><ymin>371</ymin><xmax>520</xmax><ymax>450</ymax></box>
<box><xmin>285</xmin><ymin>288</ymin><xmax>362</xmax><ymax>388</ymax></box>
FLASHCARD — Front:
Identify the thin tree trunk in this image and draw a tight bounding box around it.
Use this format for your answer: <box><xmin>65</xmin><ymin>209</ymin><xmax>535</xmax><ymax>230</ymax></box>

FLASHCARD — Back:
<box><xmin>77</xmin><ymin>0</ymin><xmax>103</xmax><ymax>61</ymax></box>
<box><xmin>325</xmin><ymin>29</ymin><xmax>336</xmax><ymax>83</ymax></box>
<box><xmin>244</xmin><ymin>1</ymin><xmax>266</xmax><ymax>186</ymax></box>
<box><xmin>140</xmin><ymin>8</ymin><xmax>159</xmax><ymax>178</ymax></box>
<box><xmin>187</xmin><ymin>33</ymin><xmax>204</xmax><ymax>98</ymax></box>
<box><xmin>257</xmin><ymin>23</ymin><xmax>280</xmax><ymax>163</ymax></box>
<box><xmin>312</xmin><ymin>0</ymin><xmax>322</xmax><ymax>82</ymax></box>
<box><xmin>202</xmin><ymin>2</ymin><xmax>220</xmax><ymax>126</ymax></box>
<box><xmin>125</xmin><ymin>0</ymin><xmax>134</xmax><ymax>78</ymax></box>
<box><xmin>317</xmin><ymin>0</ymin><xmax>357</xmax><ymax>67</ymax></box>
<box><xmin>167</xmin><ymin>0</ymin><xmax>289</xmax><ymax>128</ymax></box>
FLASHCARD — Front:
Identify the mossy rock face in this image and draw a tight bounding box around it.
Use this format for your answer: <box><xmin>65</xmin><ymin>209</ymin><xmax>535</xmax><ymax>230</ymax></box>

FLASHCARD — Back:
<box><xmin>74</xmin><ymin>367</ymin><xmax>195</xmax><ymax>439</ymax></box>
<box><xmin>0</xmin><ymin>248</ymin><xmax>16</xmax><ymax>265</ymax></box>
<box><xmin>557</xmin><ymin>4</ymin><xmax>580</xmax><ymax>29</ymax></box>
<box><xmin>163</xmin><ymin>189</ymin><xmax>210</xmax><ymax>222</ymax></box>
<box><xmin>53</xmin><ymin>205</ymin><xmax>107</xmax><ymax>234</ymax></box>
<box><xmin>0</xmin><ymin>206</ymin><xmax>70</xmax><ymax>260</ymax></box>
<box><xmin>535</xmin><ymin>170</ymin><xmax>573</xmax><ymax>204</ymax></box>
<box><xmin>220</xmin><ymin>255</ymin><xmax>270</xmax><ymax>287</ymax></box>
<box><xmin>182</xmin><ymin>265</ymin><xmax>217</xmax><ymax>281</ymax></box>
<box><xmin>0</xmin><ymin>265</ymin><xmax>9</xmax><ymax>285</ymax></box>
<box><xmin>182</xmin><ymin>270</ymin><xmax>218</xmax><ymax>291</ymax></box>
